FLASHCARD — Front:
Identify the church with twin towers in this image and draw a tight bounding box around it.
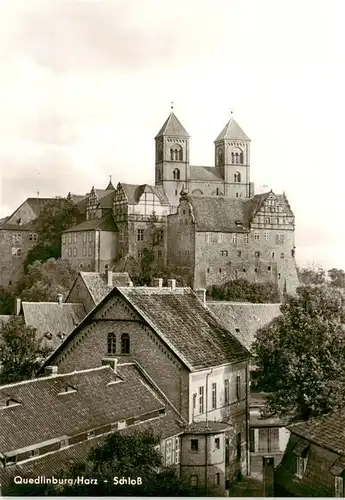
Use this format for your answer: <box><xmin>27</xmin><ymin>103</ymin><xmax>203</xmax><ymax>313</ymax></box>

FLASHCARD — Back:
<box><xmin>61</xmin><ymin>109</ymin><xmax>300</xmax><ymax>295</ymax></box>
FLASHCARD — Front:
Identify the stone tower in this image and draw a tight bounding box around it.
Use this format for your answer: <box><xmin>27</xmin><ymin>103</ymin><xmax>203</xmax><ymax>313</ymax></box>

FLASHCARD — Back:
<box><xmin>214</xmin><ymin>115</ymin><xmax>253</xmax><ymax>198</ymax></box>
<box><xmin>155</xmin><ymin>111</ymin><xmax>190</xmax><ymax>208</ymax></box>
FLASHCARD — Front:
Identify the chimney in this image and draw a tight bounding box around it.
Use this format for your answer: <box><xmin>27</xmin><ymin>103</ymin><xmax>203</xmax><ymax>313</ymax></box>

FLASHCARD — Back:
<box><xmin>102</xmin><ymin>358</ymin><xmax>118</xmax><ymax>372</ymax></box>
<box><xmin>152</xmin><ymin>278</ymin><xmax>163</xmax><ymax>288</ymax></box>
<box><xmin>15</xmin><ymin>298</ymin><xmax>21</xmax><ymax>316</ymax></box>
<box><xmin>106</xmin><ymin>269</ymin><xmax>113</xmax><ymax>287</ymax></box>
<box><xmin>263</xmin><ymin>456</ymin><xmax>275</xmax><ymax>497</ymax></box>
<box><xmin>44</xmin><ymin>365</ymin><xmax>58</xmax><ymax>376</ymax></box>
<box><xmin>57</xmin><ymin>294</ymin><xmax>63</xmax><ymax>305</ymax></box>
<box><xmin>195</xmin><ymin>288</ymin><xmax>206</xmax><ymax>307</ymax></box>
<box><xmin>167</xmin><ymin>279</ymin><xmax>176</xmax><ymax>290</ymax></box>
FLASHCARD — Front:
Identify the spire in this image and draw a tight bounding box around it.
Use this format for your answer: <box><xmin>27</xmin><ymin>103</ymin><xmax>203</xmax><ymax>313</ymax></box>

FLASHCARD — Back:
<box><xmin>215</xmin><ymin>114</ymin><xmax>250</xmax><ymax>142</ymax></box>
<box><xmin>105</xmin><ymin>175</ymin><xmax>115</xmax><ymax>191</ymax></box>
<box><xmin>155</xmin><ymin>109</ymin><xmax>189</xmax><ymax>139</ymax></box>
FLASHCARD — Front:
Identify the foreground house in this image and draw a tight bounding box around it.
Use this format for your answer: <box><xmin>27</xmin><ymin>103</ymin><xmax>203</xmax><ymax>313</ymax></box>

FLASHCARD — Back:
<box><xmin>275</xmin><ymin>409</ymin><xmax>345</xmax><ymax>497</ymax></box>
<box><xmin>40</xmin><ymin>280</ymin><xmax>251</xmax><ymax>483</ymax></box>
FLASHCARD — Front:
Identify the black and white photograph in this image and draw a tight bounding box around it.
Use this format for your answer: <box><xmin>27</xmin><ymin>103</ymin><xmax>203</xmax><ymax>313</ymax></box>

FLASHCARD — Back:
<box><xmin>0</xmin><ymin>0</ymin><xmax>344</xmax><ymax>496</ymax></box>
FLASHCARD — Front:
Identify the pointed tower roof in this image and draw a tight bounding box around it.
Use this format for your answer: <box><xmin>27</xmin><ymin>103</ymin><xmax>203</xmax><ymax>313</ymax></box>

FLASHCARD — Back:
<box><xmin>105</xmin><ymin>176</ymin><xmax>115</xmax><ymax>191</ymax></box>
<box><xmin>155</xmin><ymin>112</ymin><xmax>189</xmax><ymax>139</ymax></box>
<box><xmin>215</xmin><ymin>116</ymin><xmax>250</xmax><ymax>142</ymax></box>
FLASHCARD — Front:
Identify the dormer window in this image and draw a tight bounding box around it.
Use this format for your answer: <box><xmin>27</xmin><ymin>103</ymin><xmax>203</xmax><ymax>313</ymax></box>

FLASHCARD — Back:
<box><xmin>0</xmin><ymin>398</ymin><xmax>22</xmax><ymax>410</ymax></box>
<box><xmin>173</xmin><ymin>168</ymin><xmax>180</xmax><ymax>180</ymax></box>
<box><xmin>58</xmin><ymin>385</ymin><xmax>77</xmax><ymax>395</ymax></box>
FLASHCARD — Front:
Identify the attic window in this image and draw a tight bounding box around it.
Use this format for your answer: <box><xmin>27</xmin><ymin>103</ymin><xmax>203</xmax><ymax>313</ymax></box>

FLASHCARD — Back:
<box><xmin>0</xmin><ymin>398</ymin><xmax>21</xmax><ymax>410</ymax></box>
<box><xmin>58</xmin><ymin>385</ymin><xmax>77</xmax><ymax>395</ymax></box>
<box><xmin>235</xmin><ymin>220</ymin><xmax>242</xmax><ymax>226</ymax></box>
<box><xmin>45</xmin><ymin>332</ymin><xmax>53</xmax><ymax>340</ymax></box>
<box><xmin>87</xmin><ymin>430</ymin><xmax>95</xmax><ymax>439</ymax></box>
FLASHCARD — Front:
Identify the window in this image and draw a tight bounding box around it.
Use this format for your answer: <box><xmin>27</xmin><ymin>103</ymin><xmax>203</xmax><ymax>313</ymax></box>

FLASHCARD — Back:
<box><xmin>244</xmin><ymin>234</ymin><xmax>249</xmax><ymax>244</ymax></box>
<box><xmin>157</xmin><ymin>250</ymin><xmax>162</xmax><ymax>258</ymax></box>
<box><xmin>87</xmin><ymin>430</ymin><xmax>95</xmax><ymax>440</ymax></box>
<box><xmin>88</xmin><ymin>247</ymin><xmax>92</xmax><ymax>257</ymax></box>
<box><xmin>271</xmin><ymin>251</ymin><xmax>275</xmax><ymax>259</ymax></box>
<box><xmin>83</xmin><ymin>247</ymin><xmax>86</xmax><ymax>256</ymax></box>
<box><xmin>88</xmin><ymin>233</ymin><xmax>92</xmax><ymax>242</ymax></box>
<box><xmin>249</xmin><ymin>428</ymin><xmax>255</xmax><ymax>453</ymax></box>
<box><xmin>255</xmin><ymin>251</ymin><xmax>260</xmax><ymax>258</ymax></box>
<box><xmin>236</xmin><ymin>192</ymin><xmax>239</xmax><ymax>198</ymax></box>
<box><xmin>173</xmin><ymin>168</ymin><xmax>180</xmax><ymax>180</ymax></box>
<box><xmin>211</xmin><ymin>382</ymin><xmax>217</xmax><ymax>410</ymax></box>
<box><xmin>215</xmin><ymin>437</ymin><xmax>220</xmax><ymax>450</ymax></box>
<box><xmin>220</xmin><ymin>250</ymin><xmax>228</xmax><ymax>257</ymax></box>
<box><xmin>224</xmin><ymin>379</ymin><xmax>229</xmax><ymax>404</ymax></box>
<box><xmin>198</xmin><ymin>386</ymin><xmax>204</xmax><ymax>414</ymax></box>
<box><xmin>62</xmin><ymin>234</ymin><xmax>66</xmax><ymax>244</ymax></box>
<box><xmin>73</xmin><ymin>233</ymin><xmax>77</xmax><ymax>243</ymax></box>
<box><xmin>335</xmin><ymin>476</ymin><xmax>344</xmax><ymax>497</ymax></box>
<box><xmin>219</xmin><ymin>268</ymin><xmax>222</xmax><ymax>273</ymax></box>
<box><xmin>236</xmin><ymin>375</ymin><xmax>241</xmax><ymax>400</ymax></box>
<box><xmin>175</xmin><ymin>437</ymin><xmax>180</xmax><ymax>464</ymax></box>
<box><xmin>73</xmin><ymin>247</ymin><xmax>77</xmax><ymax>257</ymax></box>
<box><xmin>234</xmin><ymin>171</ymin><xmax>241</xmax><ymax>183</ymax></box>
<box><xmin>268</xmin><ymin>266</ymin><xmax>271</xmax><ymax>271</ymax></box>
<box><xmin>236</xmin><ymin>433</ymin><xmax>242</xmax><ymax>459</ymax></box>
<box><xmin>171</xmin><ymin>147</ymin><xmax>183</xmax><ymax>161</ymax></box>
<box><xmin>280</xmin><ymin>252</ymin><xmax>285</xmax><ymax>259</ymax></box>
<box><xmin>68</xmin><ymin>234</ymin><xmax>72</xmax><ymax>244</ymax></box>
<box><xmin>216</xmin><ymin>187</ymin><xmax>221</xmax><ymax>195</ymax></box>
<box><xmin>30</xmin><ymin>448</ymin><xmax>40</xmax><ymax>457</ymax></box>
<box><xmin>205</xmin><ymin>232</ymin><xmax>211</xmax><ymax>244</ymax></box>
<box><xmin>83</xmin><ymin>232</ymin><xmax>87</xmax><ymax>242</ymax></box>
<box><xmin>264</xmin><ymin>231</ymin><xmax>269</xmax><ymax>241</ymax></box>
<box><xmin>190</xmin><ymin>475</ymin><xmax>198</xmax><ymax>487</ymax></box>
<box><xmin>232</xmin><ymin>233</ymin><xmax>237</xmax><ymax>244</ymax></box>
<box><xmin>68</xmin><ymin>248</ymin><xmax>72</xmax><ymax>257</ymax></box>
<box><xmin>11</xmin><ymin>248</ymin><xmax>22</xmax><ymax>257</ymax></box>
<box><xmin>215</xmin><ymin>473</ymin><xmax>220</xmax><ymax>485</ymax></box>
<box><xmin>107</xmin><ymin>333</ymin><xmax>116</xmax><ymax>355</ymax></box>
<box><xmin>255</xmin><ymin>267</ymin><xmax>258</xmax><ymax>273</ymax></box>
<box><xmin>265</xmin><ymin>217</ymin><xmax>271</xmax><ymax>224</ymax></box>
<box><xmin>237</xmin><ymin>250</ymin><xmax>242</xmax><ymax>257</ymax></box>
<box><xmin>258</xmin><ymin>428</ymin><xmax>280</xmax><ymax>453</ymax></box>
<box><xmin>254</xmin><ymin>231</ymin><xmax>260</xmax><ymax>241</ymax></box>
<box><xmin>165</xmin><ymin>439</ymin><xmax>173</xmax><ymax>466</ymax></box>
<box><xmin>207</xmin><ymin>267</ymin><xmax>210</xmax><ymax>273</ymax></box>
<box><xmin>191</xmin><ymin>439</ymin><xmax>199</xmax><ymax>452</ymax></box>
<box><xmin>192</xmin><ymin>393</ymin><xmax>197</xmax><ymax>411</ymax></box>
<box><xmin>138</xmin><ymin>250</ymin><xmax>143</xmax><ymax>258</ymax></box>
<box><xmin>276</xmin><ymin>233</ymin><xmax>285</xmax><ymax>244</ymax></box>
<box><xmin>137</xmin><ymin>229</ymin><xmax>144</xmax><ymax>241</ymax></box>
<box><xmin>121</xmin><ymin>333</ymin><xmax>130</xmax><ymax>354</ymax></box>
<box><xmin>296</xmin><ymin>456</ymin><xmax>307</xmax><ymax>478</ymax></box>
<box><xmin>278</xmin><ymin>273</ymin><xmax>281</xmax><ymax>279</ymax></box>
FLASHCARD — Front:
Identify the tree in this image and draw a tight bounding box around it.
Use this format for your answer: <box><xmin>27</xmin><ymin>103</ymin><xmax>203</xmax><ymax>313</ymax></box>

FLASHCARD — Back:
<box><xmin>328</xmin><ymin>268</ymin><xmax>345</xmax><ymax>288</ymax></box>
<box><xmin>15</xmin><ymin>258</ymin><xmax>77</xmax><ymax>302</ymax></box>
<box><xmin>0</xmin><ymin>316</ymin><xmax>49</xmax><ymax>384</ymax></box>
<box><xmin>24</xmin><ymin>197</ymin><xmax>79</xmax><ymax>268</ymax></box>
<box><xmin>0</xmin><ymin>285</ymin><xmax>15</xmax><ymax>314</ymax></box>
<box><xmin>298</xmin><ymin>266</ymin><xmax>326</xmax><ymax>286</ymax></box>
<box><xmin>208</xmin><ymin>279</ymin><xmax>281</xmax><ymax>303</ymax></box>
<box><xmin>6</xmin><ymin>429</ymin><xmax>201</xmax><ymax>496</ymax></box>
<box><xmin>252</xmin><ymin>285</ymin><xmax>345</xmax><ymax>420</ymax></box>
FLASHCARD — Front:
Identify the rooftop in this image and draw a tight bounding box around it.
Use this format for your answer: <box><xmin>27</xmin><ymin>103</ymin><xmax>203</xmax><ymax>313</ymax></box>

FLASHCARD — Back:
<box><xmin>215</xmin><ymin>116</ymin><xmax>250</xmax><ymax>142</ymax></box>
<box><xmin>64</xmin><ymin>212</ymin><xmax>117</xmax><ymax>233</ymax></box>
<box><xmin>77</xmin><ymin>271</ymin><xmax>133</xmax><ymax>306</ymax></box>
<box><xmin>155</xmin><ymin>111</ymin><xmax>189</xmax><ymax>138</ymax></box>
<box><xmin>207</xmin><ymin>302</ymin><xmax>281</xmax><ymax>351</ymax></box>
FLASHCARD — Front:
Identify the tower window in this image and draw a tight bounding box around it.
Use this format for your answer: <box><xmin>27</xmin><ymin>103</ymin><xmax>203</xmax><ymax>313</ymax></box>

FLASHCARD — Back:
<box><xmin>255</xmin><ymin>251</ymin><xmax>260</xmax><ymax>258</ymax></box>
<box><xmin>121</xmin><ymin>333</ymin><xmax>130</xmax><ymax>354</ymax></box>
<box><xmin>137</xmin><ymin>229</ymin><xmax>144</xmax><ymax>241</ymax></box>
<box><xmin>239</xmin><ymin>151</ymin><xmax>244</xmax><ymax>163</ymax></box>
<box><xmin>107</xmin><ymin>333</ymin><xmax>116</xmax><ymax>355</ymax></box>
<box><xmin>170</xmin><ymin>146</ymin><xmax>183</xmax><ymax>161</ymax></box>
<box><xmin>234</xmin><ymin>172</ymin><xmax>241</xmax><ymax>183</ymax></box>
<box><xmin>173</xmin><ymin>168</ymin><xmax>180</xmax><ymax>180</ymax></box>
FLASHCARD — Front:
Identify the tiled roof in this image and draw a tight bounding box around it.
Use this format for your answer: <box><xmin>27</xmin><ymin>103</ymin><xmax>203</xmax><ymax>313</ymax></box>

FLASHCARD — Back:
<box><xmin>288</xmin><ymin>408</ymin><xmax>345</xmax><ymax>455</ymax></box>
<box><xmin>215</xmin><ymin>117</ymin><xmax>250</xmax><ymax>142</ymax></box>
<box><xmin>64</xmin><ymin>213</ymin><xmax>117</xmax><ymax>233</ymax></box>
<box><xmin>207</xmin><ymin>302</ymin><xmax>282</xmax><ymax>351</ymax></box>
<box><xmin>120</xmin><ymin>183</ymin><xmax>169</xmax><ymax>205</ymax></box>
<box><xmin>189</xmin><ymin>165</ymin><xmax>223</xmax><ymax>182</ymax></box>
<box><xmin>21</xmin><ymin>302</ymin><xmax>86</xmax><ymax>350</ymax></box>
<box><xmin>118</xmin><ymin>287</ymin><xmax>250</xmax><ymax>370</ymax></box>
<box><xmin>25</xmin><ymin>198</ymin><xmax>55</xmax><ymax>216</ymax></box>
<box><xmin>155</xmin><ymin>112</ymin><xmax>189</xmax><ymax>138</ymax></box>
<box><xmin>0</xmin><ymin>363</ymin><xmax>169</xmax><ymax>454</ymax></box>
<box><xmin>187</xmin><ymin>196</ymin><xmax>251</xmax><ymax>232</ymax></box>
<box><xmin>79</xmin><ymin>272</ymin><xmax>133</xmax><ymax>305</ymax></box>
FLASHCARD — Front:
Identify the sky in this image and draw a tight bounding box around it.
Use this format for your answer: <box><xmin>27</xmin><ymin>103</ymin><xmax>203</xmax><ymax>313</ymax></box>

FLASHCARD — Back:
<box><xmin>0</xmin><ymin>0</ymin><xmax>344</xmax><ymax>270</ymax></box>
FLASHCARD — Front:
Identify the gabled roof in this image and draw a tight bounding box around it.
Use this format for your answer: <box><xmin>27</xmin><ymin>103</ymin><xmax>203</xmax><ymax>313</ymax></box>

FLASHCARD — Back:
<box><xmin>288</xmin><ymin>408</ymin><xmax>345</xmax><ymax>455</ymax></box>
<box><xmin>119</xmin><ymin>183</ymin><xmax>169</xmax><ymax>205</ymax></box>
<box><xmin>185</xmin><ymin>196</ymin><xmax>251</xmax><ymax>233</ymax></box>
<box><xmin>189</xmin><ymin>165</ymin><xmax>224</xmax><ymax>182</ymax></box>
<box><xmin>3</xmin><ymin>197</ymin><xmax>54</xmax><ymax>227</ymax></box>
<box><xmin>43</xmin><ymin>286</ymin><xmax>250</xmax><ymax>372</ymax></box>
<box><xmin>21</xmin><ymin>302</ymin><xmax>86</xmax><ymax>349</ymax></box>
<box><xmin>207</xmin><ymin>302</ymin><xmax>281</xmax><ymax>351</ymax></box>
<box><xmin>77</xmin><ymin>272</ymin><xmax>133</xmax><ymax>305</ymax></box>
<box><xmin>155</xmin><ymin>112</ymin><xmax>189</xmax><ymax>138</ymax></box>
<box><xmin>64</xmin><ymin>213</ymin><xmax>117</xmax><ymax>233</ymax></box>
<box><xmin>215</xmin><ymin>116</ymin><xmax>250</xmax><ymax>142</ymax></box>
<box><xmin>0</xmin><ymin>363</ymin><xmax>177</xmax><ymax>454</ymax></box>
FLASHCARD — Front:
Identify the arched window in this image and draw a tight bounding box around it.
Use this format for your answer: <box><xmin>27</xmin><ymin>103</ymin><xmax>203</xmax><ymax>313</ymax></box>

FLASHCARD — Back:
<box><xmin>231</xmin><ymin>152</ymin><xmax>235</xmax><ymax>164</ymax></box>
<box><xmin>217</xmin><ymin>148</ymin><xmax>224</xmax><ymax>165</ymax></box>
<box><xmin>192</xmin><ymin>189</ymin><xmax>203</xmax><ymax>195</ymax></box>
<box><xmin>239</xmin><ymin>151</ymin><xmax>244</xmax><ymax>164</ymax></box>
<box><xmin>235</xmin><ymin>152</ymin><xmax>239</xmax><ymax>164</ymax></box>
<box><xmin>170</xmin><ymin>146</ymin><xmax>183</xmax><ymax>161</ymax></box>
<box><xmin>234</xmin><ymin>172</ymin><xmax>241</xmax><ymax>183</ymax></box>
<box><xmin>121</xmin><ymin>333</ymin><xmax>130</xmax><ymax>354</ymax></box>
<box><xmin>107</xmin><ymin>333</ymin><xmax>116</xmax><ymax>355</ymax></box>
<box><xmin>173</xmin><ymin>168</ymin><xmax>180</xmax><ymax>180</ymax></box>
